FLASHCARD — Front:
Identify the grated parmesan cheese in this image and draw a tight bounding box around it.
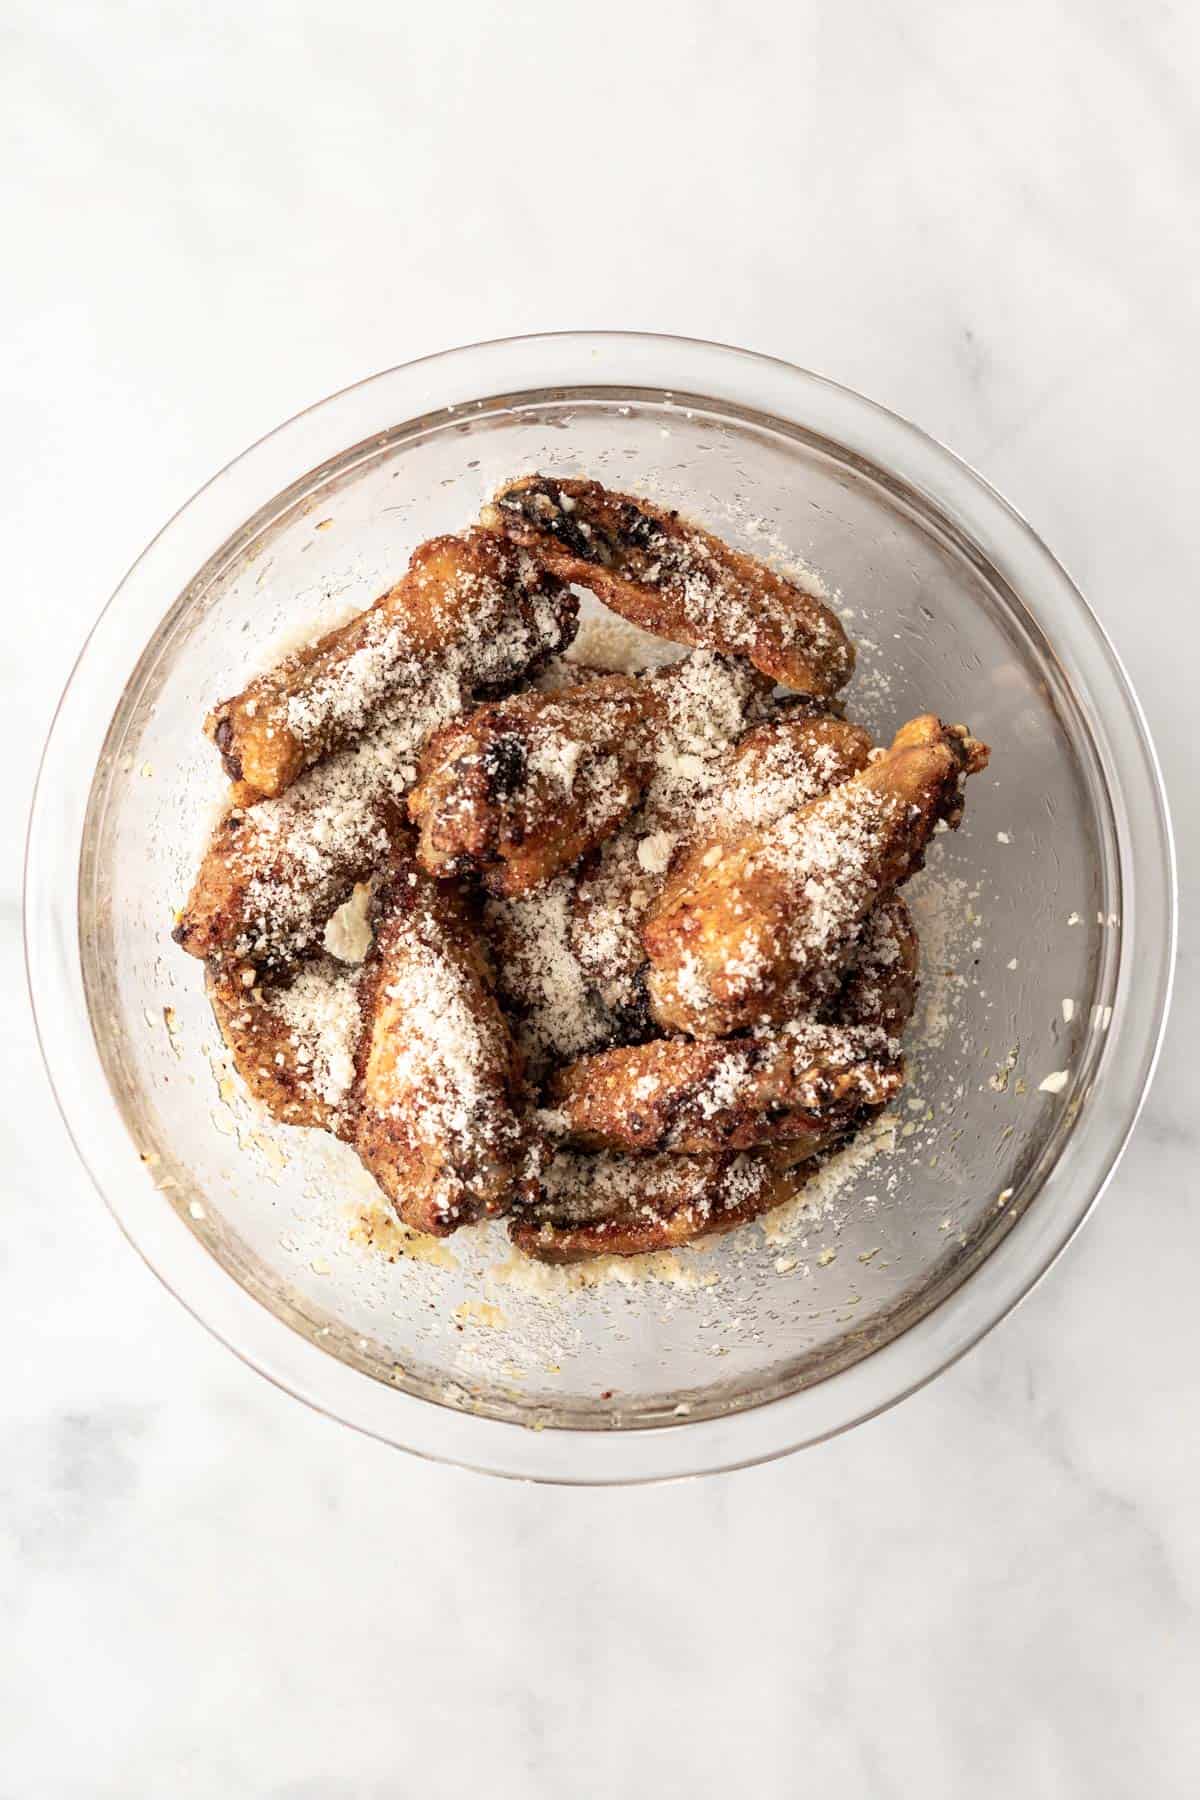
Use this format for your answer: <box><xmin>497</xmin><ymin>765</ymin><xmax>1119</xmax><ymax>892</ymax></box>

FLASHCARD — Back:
<box><xmin>273</xmin><ymin>960</ymin><xmax>361</xmax><ymax>1113</ymax></box>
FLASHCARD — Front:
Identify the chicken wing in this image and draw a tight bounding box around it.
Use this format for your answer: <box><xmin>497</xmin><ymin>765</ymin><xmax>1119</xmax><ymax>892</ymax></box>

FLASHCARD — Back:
<box><xmin>206</xmin><ymin>529</ymin><xmax>576</xmax><ymax>800</ymax></box>
<box><xmin>644</xmin><ymin>715</ymin><xmax>988</xmax><ymax>1036</ymax></box>
<box><xmin>353</xmin><ymin>852</ymin><xmax>530</xmax><ymax>1236</ymax></box>
<box><xmin>509</xmin><ymin>1146</ymin><xmax>816</xmax><ymax>1263</ymax></box>
<box><xmin>408</xmin><ymin>672</ymin><xmax>660</xmax><ymax>896</ymax></box>
<box><xmin>484</xmin><ymin>475</ymin><xmax>855</xmax><ymax>697</ymax></box>
<box><xmin>174</xmin><ymin>753</ymin><xmax>410</xmax><ymax>969</ymax></box>
<box><xmin>551</xmin><ymin>1018</ymin><xmax>902</xmax><ymax>1156</ymax></box>
<box><xmin>207</xmin><ymin>955</ymin><xmax>362</xmax><ymax>1134</ymax></box>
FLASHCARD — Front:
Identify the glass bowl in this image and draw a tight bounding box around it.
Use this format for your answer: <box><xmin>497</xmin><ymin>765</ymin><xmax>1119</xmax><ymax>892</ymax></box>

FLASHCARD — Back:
<box><xmin>25</xmin><ymin>333</ymin><xmax>1175</xmax><ymax>1483</ymax></box>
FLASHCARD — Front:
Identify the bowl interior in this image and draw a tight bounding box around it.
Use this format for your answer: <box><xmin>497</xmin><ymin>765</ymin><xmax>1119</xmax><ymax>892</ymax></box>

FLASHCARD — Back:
<box><xmin>78</xmin><ymin>386</ymin><xmax>1120</xmax><ymax>1430</ymax></box>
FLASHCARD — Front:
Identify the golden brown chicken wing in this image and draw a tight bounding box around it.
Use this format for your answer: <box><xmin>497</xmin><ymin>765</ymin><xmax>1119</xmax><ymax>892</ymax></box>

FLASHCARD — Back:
<box><xmin>408</xmin><ymin>672</ymin><xmax>660</xmax><ymax>896</ymax></box>
<box><xmin>207</xmin><ymin>955</ymin><xmax>363</xmax><ymax>1134</ymax></box>
<box><xmin>509</xmin><ymin>1146</ymin><xmax>817</xmax><ymax>1263</ymax></box>
<box><xmin>484</xmin><ymin>475</ymin><xmax>854</xmax><ymax>697</ymax></box>
<box><xmin>550</xmin><ymin>1019</ymin><xmax>903</xmax><ymax>1156</ymax></box>
<box><xmin>206</xmin><ymin>529</ymin><xmax>576</xmax><ymax>799</ymax></box>
<box><xmin>352</xmin><ymin>853</ymin><xmax>530</xmax><ymax>1236</ymax></box>
<box><xmin>644</xmin><ymin>715</ymin><xmax>988</xmax><ymax>1036</ymax></box>
<box><xmin>174</xmin><ymin>754</ymin><xmax>410</xmax><ymax>969</ymax></box>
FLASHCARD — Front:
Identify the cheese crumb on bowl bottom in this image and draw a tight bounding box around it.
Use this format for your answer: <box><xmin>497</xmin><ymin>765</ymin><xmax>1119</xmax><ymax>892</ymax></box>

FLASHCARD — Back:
<box><xmin>43</xmin><ymin>337</ymin><xmax>1162</xmax><ymax>1478</ymax></box>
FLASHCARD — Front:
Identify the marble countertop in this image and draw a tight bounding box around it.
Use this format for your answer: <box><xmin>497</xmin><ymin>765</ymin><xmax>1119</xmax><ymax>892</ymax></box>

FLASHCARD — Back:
<box><xmin>5</xmin><ymin>3</ymin><xmax>1198</xmax><ymax>1794</ymax></box>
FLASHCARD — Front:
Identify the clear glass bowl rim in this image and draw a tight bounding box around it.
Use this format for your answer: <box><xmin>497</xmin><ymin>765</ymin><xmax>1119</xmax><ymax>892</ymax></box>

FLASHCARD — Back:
<box><xmin>24</xmin><ymin>330</ymin><xmax>1178</xmax><ymax>1484</ymax></box>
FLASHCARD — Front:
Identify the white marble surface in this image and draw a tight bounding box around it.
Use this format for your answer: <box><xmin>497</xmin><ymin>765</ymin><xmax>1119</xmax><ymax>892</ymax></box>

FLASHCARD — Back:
<box><xmin>5</xmin><ymin>3</ymin><xmax>1198</xmax><ymax>1794</ymax></box>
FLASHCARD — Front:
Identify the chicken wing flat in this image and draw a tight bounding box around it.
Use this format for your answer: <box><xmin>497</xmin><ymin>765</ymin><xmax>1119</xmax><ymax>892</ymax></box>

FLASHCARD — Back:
<box><xmin>206</xmin><ymin>529</ymin><xmax>575</xmax><ymax>799</ymax></box>
<box><xmin>408</xmin><ymin>672</ymin><xmax>660</xmax><ymax>897</ymax></box>
<box><xmin>175</xmin><ymin>753</ymin><xmax>409</xmax><ymax>969</ymax></box>
<box><xmin>353</xmin><ymin>854</ymin><xmax>530</xmax><ymax>1236</ymax></box>
<box><xmin>570</xmin><ymin>704</ymin><xmax>871</xmax><ymax>1027</ymax></box>
<box><xmin>644</xmin><ymin>715</ymin><xmax>989</xmax><ymax>1036</ymax></box>
<box><xmin>484</xmin><ymin>475</ymin><xmax>854</xmax><ymax>697</ymax></box>
<box><xmin>509</xmin><ymin>1146</ymin><xmax>817</xmax><ymax>1263</ymax></box>
<box><xmin>551</xmin><ymin>1018</ymin><xmax>903</xmax><ymax>1156</ymax></box>
<box><xmin>207</xmin><ymin>955</ymin><xmax>363</xmax><ymax>1135</ymax></box>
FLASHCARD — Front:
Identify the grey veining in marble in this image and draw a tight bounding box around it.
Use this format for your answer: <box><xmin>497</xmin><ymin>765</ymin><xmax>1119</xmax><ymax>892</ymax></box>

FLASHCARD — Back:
<box><xmin>4</xmin><ymin>2</ymin><xmax>1198</xmax><ymax>1795</ymax></box>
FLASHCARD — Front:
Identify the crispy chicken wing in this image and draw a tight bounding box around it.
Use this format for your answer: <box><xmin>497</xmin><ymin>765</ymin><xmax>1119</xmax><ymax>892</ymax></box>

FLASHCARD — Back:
<box><xmin>484</xmin><ymin>475</ymin><xmax>854</xmax><ymax>696</ymax></box>
<box><xmin>509</xmin><ymin>1146</ymin><xmax>817</xmax><ymax>1263</ymax></box>
<box><xmin>551</xmin><ymin>1018</ymin><xmax>903</xmax><ymax>1156</ymax></box>
<box><xmin>174</xmin><ymin>761</ymin><xmax>409</xmax><ymax>969</ymax></box>
<box><xmin>408</xmin><ymin>672</ymin><xmax>660</xmax><ymax>896</ymax></box>
<box><xmin>206</xmin><ymin>529</ymin><xmax>576</xmax><ymax>799</ymax></box>
<box><xmin>207</xmin><ymin>955</ymin><xmax>362</xmax><ymax>1134</ymax></box>
<box><xmin>644</xmin><ymin>715</ymin><xmax>988</xmax><ymax>1036</ymax></box>
<box><xmin>352</xmin><ymin>853</ymin><xmax>530</xmax><ymax>1236</ymax></box>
